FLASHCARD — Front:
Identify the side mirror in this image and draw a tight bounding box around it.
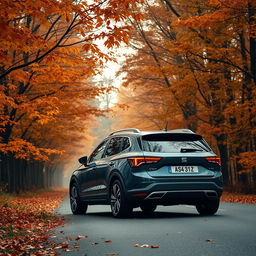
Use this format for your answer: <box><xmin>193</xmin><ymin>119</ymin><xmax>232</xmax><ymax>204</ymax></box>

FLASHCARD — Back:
<box><xmin>78</xmin><ymin>156</ymin><xmax>87</xmax><ymax>165</ymax></box>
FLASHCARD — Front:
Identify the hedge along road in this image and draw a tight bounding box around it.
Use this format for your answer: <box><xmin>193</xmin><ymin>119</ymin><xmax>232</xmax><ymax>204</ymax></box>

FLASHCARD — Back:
<box><xmin>54</xmin><ymin>197</ymin><xmax>256</xmax><ymax>256</ymax></box>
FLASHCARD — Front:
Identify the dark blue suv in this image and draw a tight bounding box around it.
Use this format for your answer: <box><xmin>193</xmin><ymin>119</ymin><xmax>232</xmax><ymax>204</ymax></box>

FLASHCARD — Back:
<box><xmin>69</xmin><ymin>129</ymin><xmax>223</xmax><ymax>217</ymax></box>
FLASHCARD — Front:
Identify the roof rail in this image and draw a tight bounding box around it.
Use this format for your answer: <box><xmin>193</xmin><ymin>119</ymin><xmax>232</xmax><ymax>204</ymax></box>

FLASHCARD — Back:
<box><xmin>109</xmin><ymin>128</ymin><xmax>141</xmax><ymax>136</ymax></box>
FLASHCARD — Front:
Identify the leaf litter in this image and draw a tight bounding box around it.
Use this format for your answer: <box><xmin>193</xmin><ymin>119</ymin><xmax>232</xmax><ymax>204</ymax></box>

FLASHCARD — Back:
<box><xmin>0</xmin><ymin>189</ymin><xmax>69</xmax><ymax>255</ymax></box>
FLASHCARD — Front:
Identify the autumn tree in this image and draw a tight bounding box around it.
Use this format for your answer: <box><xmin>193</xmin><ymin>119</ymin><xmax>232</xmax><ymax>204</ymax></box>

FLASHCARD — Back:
<box><xmin>114</xmin><ymin>0</ymin><xmax>256</xmax><ymax>191</ymax></box>
<box><xmin>0</xmin><ymin>0</ymin><xmax>144</xmax><ymax>192</ymax></box>
<box><xmin>171</xmin><ymin>0</ymin><xmax>256</xmax><ymax>188</ymax></box>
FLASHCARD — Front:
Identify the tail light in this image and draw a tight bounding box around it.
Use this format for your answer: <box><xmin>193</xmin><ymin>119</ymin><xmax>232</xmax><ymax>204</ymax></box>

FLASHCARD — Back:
<box><xmin>132</xmin><ymin>192</ymin><xmax>148</xmax><ymax>197</ymax></box>
<box><xmin>128</xmin><ymin>157</ymin><xmax>162</xmax><ymax>167</ymax></box>
<box><xmin>205</xmin><ymin>157</ymin><xmax>221</xmax><ymax>166</ymax></box>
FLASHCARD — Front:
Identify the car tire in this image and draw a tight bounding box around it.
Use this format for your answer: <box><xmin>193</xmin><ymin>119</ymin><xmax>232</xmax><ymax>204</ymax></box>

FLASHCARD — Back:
<box><xmin>140</xmin><ymin>204</ymin><xmax>157</xmax><ymax>214</ymax></box>
<box><xmin>196</xmin><ymin>199</ymin><xmax>220</xmax><ymax>215</ymax></box>
<box><xmin>110</xmin><ymin>180</ymin><xmax>132</xmax><ymax>218</ymax></box>
<box><xmin>70</xmin><ymin>183</ymin><xmax>88</xmax><ymax>215</ymax></box>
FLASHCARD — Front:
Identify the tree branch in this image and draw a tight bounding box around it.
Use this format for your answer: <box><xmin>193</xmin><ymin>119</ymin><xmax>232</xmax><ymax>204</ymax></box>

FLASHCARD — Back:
<box><xmin>0</xmin><ymin>14</ymin><xmax>78</xmax><ymax>80</ymax></box>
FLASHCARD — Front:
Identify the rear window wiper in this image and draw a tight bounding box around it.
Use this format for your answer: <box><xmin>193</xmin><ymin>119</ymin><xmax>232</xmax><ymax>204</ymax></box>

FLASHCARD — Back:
<box><xmin>180</xmin><ymin>148</ymin><xmax>203</xmax><ymax>152</ymax></box>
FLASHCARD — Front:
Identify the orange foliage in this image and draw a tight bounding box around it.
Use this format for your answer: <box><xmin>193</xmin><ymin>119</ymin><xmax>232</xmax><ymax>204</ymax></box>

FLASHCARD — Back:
<box><xmin>113</xmin><ymin>0</ymin><xmax>256</xmax><ymax>187</ymax></box>
<box><xmin>237</xmin><ymin>152</ymin><xmax>256</xmax><ymax>174</ymax></box>
<box><xmin>112</xmin><ymin>84</ymin><xmax>185</xmax><ymax>131</ymax></box>
<box><xmin>0</xmin><ymin>0</ymin><xmax>145</xmax><ymax>162</ymax></box>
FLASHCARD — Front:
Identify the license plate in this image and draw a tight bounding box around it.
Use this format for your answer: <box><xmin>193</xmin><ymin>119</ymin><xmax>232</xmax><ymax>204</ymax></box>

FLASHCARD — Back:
<box><xmin>171</xmin><ymin>166</ymin><xmax>199</xmax><ymax>173</ymax></box>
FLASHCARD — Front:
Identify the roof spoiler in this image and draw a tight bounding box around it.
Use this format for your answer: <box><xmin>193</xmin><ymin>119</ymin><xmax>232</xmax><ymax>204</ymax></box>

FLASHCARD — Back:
<box><xmin>166</xmin><ymin>129</ymin><xmax>195</xmax><ymax>134</ymax></box>
<box><xmin>109</xmin><ymin>128</ymin><xmax>141</xmax><ymax>136</ymax></box>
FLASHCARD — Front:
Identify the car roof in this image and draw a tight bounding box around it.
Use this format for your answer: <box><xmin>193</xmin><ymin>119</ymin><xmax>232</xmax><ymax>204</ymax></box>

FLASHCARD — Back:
<box><xmin>108</xmin><ymin>128</ymin><xmax>196</xmax><ymax>137</ymax></box>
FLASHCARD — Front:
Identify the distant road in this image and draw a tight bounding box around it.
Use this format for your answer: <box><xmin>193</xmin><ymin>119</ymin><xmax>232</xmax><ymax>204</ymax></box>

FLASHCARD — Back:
<box><xmin>55</xmin><ymin>197</ymin><xmax>256</xmax><ymax>256</ymax></box>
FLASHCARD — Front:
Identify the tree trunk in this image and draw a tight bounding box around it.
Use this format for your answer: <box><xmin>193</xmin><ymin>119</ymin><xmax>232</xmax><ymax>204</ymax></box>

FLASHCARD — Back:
<box><xmin>216</xmin><ymin>134</ymin><xmax>229</xmax><ymax>185</ymax></box>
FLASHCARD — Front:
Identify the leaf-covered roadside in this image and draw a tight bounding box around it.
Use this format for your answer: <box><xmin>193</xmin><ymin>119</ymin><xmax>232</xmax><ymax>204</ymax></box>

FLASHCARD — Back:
<box><xmin>221</xmin><ymin>192</ymin><xmax>256</xmax><ymax>204</ymax></box>
<box><xmin>0</xmin><ymin>189</ymin><xmax>67</xmax><ymax>255</ymax></box>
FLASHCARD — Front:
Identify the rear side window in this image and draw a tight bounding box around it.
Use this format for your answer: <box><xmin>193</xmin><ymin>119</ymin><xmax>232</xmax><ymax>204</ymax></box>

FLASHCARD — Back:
<box><xmin>122</xmin><ymin>137</ymin><xmax>130</xmax><ymax>151</ymax></box>
<box><xmin>141</xmin><ymin>133</ymin><xmax>211</xmax><ymax>153</ymax></box>
<box><xmin>105</xmin><ymin>137</ymin><xmax>130</xmax><ymax>157</ymax></box>
<box><xmin>89</xmin><ymin>140</ymin><xmax>108</xmax><ymax>162</ymax></box>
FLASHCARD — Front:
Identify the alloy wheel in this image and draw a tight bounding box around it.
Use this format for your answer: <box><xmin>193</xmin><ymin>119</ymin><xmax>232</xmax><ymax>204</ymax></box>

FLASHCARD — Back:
<box><xmin>110</xmin><ymin>183</ymin><xmax>121</xmax><ymax>216</ymax></box>
<box><xmin>70</xmin><ymin>185</ymin><xmax>78</xmax><ymax>212</ymax></box>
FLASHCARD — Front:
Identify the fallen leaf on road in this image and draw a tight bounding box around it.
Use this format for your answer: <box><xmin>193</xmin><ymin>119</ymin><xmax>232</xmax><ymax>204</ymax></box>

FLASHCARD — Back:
<box><xmin>91</xmin><ymin>242</ymin><xmax>99</xmax><ymax>245</ymax></box>
<box><xmin>106</xmin><ymin>253</ymin><xmax>119</xmax><ymax>255</ymax></box>
<box><xmin>205</xmin><ymin>239</ymin><xmax>214</xmax><ymax>242</ymax></box>
<box><xmin>105</xmin><ymin>240</ymin><xmax>112</xmax><ymax>243</ymax></box>
<box><xmin>53</xmin><ymin>246</ymin><xmax>63</xmax><ymax>250</ymax></box>
<box><xmin>64</xmin><ymin>248</ymin><xmax>76</xmax><ymax>252</ymax></box>
<box><xmin>60</xmin><ymin>242</ymin><xmax>69</xmax><ymax>248</ymax></box>
<box><xmin>76</xmin><ymin>235</ymin><xmax>88</xmax><ymax>240</ymax></box>
<box><xmin>140</xmin><ymin>244</ymin><xmax>150</xmax><ymax>248</ymax></box>
<box><xmin>133</xmin><ymin>243</ymin><xmax>160</xmax><ymax>248</ymax></box>
<box><xmin>151</xmin><ymin>245</ymin><xmax>160</xmax><ymax>248</ymax></box>
<box><xmin>51</xmin><ymin>252</ymin><xmax>61</xmax><ymax>255</ymax></box>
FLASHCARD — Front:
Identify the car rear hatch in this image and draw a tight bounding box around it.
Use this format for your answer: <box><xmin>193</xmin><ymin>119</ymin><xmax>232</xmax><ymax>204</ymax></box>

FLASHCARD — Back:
<box><xmin>140</xmin><ymin>133</ymin><xmax>220</xmax><ymax>178</ymax></box>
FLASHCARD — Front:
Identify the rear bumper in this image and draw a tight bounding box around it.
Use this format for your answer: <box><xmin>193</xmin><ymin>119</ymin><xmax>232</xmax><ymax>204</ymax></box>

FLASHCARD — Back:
<box><xmin>145</xmin><ymin>189</ymin><xmax>221</xmax><ymax>205</ymax></box>
<box><xmin>126</xmin><ymin>181</ymin><xmax>223</xmax><ymax>206</ymax></box>
<box><xmin>145</xmin><ymin>190</ymin><xmax>219</xmax><ymax>200</ymax></box>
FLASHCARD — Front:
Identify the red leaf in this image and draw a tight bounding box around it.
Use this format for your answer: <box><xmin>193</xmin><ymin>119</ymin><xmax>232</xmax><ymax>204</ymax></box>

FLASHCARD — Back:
<box><xmin>75</xmin><ymin>235</ymin><xmax>88</xmax><ymax>240</ymax></box>
<box><xmin>60</xmin><ymin>242</ymin><xmax>68</xmax><ymax>248</ymax></box>
<box><xmin>64</xmin><ymin>248</ymin><xmax>76</xmax><ymax>252</ymax></box>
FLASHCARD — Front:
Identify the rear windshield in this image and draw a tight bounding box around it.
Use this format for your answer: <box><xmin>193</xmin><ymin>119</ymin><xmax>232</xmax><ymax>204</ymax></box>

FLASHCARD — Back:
<box><xmin>141</xmin><ymin>133</ymin><xmax>211</xmax><ymax>153</ymax></box>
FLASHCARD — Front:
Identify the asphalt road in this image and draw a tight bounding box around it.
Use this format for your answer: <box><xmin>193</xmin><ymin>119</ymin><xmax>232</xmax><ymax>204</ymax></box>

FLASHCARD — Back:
<box><xmin>54</xmin><ymin>197</ymin><xmax>256</xmax><ymax>256</ymax></box>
